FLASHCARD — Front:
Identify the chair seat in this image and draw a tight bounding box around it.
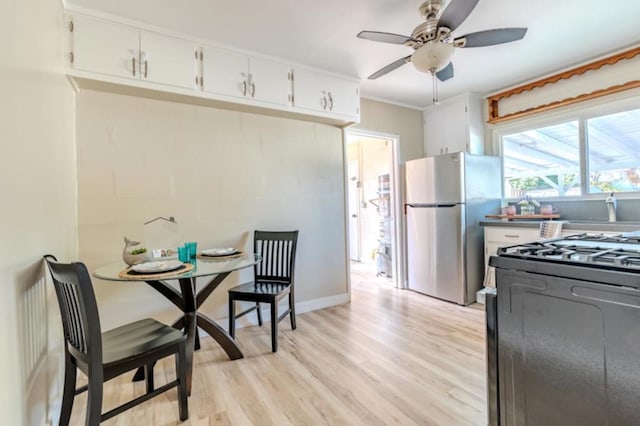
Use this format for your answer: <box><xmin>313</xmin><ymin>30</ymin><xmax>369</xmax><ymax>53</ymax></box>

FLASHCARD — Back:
<box><xmin>102</xmin><ymin>318</ymin><xmax>185</xmax><ymax>366</ymax></box>
<box><xmin>228</xmin><ymin>281</ymin><xmax>290</xmax><ymax>297</ymax></box>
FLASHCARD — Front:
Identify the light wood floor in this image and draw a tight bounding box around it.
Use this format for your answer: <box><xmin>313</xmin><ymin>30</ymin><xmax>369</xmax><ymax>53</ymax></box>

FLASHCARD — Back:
<box><xmin>69</xmin><ymin>263</ymin><xmax>487</xmax><ymax>425</ymax></box>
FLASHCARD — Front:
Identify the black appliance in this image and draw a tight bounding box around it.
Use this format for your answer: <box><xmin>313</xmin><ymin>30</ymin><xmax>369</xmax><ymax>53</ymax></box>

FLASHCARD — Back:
<box><xmin>486</xmin><ymin>232</ymin><xmax>640</xmax><ymax>426</ymax></box>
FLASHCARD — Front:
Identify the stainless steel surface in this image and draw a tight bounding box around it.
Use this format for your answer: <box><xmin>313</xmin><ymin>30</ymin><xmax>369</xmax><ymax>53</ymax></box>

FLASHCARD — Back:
<box><xmin>606</xmin><ymin>192</ymin><xmax>617</xmax><ymax>222</ymax></box>
<box><xmin>405</xmin><ymin>153</ymin><xmax>501</xmax><ymax>304</ymax></box>
<box><xmin>407</xmin><ymin>204</ymin><xmax>465</xmax><ymax>303</ymax></box>
<box><xmin>406</xmin><ymin>153</ymin><xmax>464</xmax><ymax>204</ymax></box>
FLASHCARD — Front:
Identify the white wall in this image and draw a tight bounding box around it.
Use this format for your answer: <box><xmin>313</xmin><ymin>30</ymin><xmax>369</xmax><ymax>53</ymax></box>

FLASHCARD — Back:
<box><xmin>355</xmin><ymin>99</ymin><xmax>424</xmax><ymax>163</ymax></box>
<box><xmin>75</xmin><ymin>90</ymin><xmax>349</xmax><ymax>330</ymax></box>
<box><xmin>0</xmin><ymin>0</ymin><xmax>77</xmax><ymax>425</ymax></box>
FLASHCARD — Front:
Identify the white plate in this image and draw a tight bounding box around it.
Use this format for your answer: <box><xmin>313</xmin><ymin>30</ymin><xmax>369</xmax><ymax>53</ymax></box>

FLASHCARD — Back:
<box><xmin>131</xmin><ymin>260</ymin><xmax>184</xmax><ymax>273</ymax></box>
<box><xmin>201</xmin><ymin>248</ymin><xmax>237</xmax><ymax>256</ymax></box>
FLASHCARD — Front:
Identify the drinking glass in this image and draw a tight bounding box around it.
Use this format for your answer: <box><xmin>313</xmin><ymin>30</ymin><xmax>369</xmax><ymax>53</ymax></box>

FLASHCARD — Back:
<box><xmin>186</xmin><ymin>242</ymin><xmax>197</xmax><ymax>259</ymax></box>
<box><xmin>177</xmin><ymin>246</ymin><xmax>189</xmax><ymax>262</ymax></box>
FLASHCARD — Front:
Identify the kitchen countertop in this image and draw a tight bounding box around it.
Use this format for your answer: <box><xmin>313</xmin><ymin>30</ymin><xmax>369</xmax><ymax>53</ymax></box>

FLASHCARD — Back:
<box><xmin>479</xmin><ymin>219</ymin><xmax>640</xmax><ymax>233</ymax></box>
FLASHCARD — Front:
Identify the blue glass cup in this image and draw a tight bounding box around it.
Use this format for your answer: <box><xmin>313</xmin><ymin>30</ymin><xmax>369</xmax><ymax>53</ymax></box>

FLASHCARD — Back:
<box><xmin>186</xmin><ymin>242</ymin><xmax>197</xmax><ymax>259</ymax></box>
<box><xmin>177</xmin><ymin>245</ymin><xmax>189</xmax><ymax>262</ymax></box>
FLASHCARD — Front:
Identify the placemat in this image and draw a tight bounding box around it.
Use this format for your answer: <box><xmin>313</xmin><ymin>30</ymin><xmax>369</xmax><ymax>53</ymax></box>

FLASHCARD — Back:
<box><xmin>197</xmin><ymin>250</ymin><xmax>245</xmax><ymax>261</ymax></box>
<box><xmin>118</xmin><ymin>262</ymin><xmax>194</xmax><ymax>280</ymax></box>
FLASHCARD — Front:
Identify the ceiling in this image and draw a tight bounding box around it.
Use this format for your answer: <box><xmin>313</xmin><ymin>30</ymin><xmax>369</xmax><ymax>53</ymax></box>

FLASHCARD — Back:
<box><xmin>66</xmin><ymin>0</ymin><xmax>640</xmax><ymax>109</ymax></box>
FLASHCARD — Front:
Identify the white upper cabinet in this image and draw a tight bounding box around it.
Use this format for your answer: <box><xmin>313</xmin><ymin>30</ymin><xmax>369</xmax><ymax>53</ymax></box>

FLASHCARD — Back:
<box><xmin>292</xmin><ymin>68</ymin><xmax>360</xmax><ymax>119</ymax></box>
<box><xmin>140</xmin><ymin>31</ymin><xmax>198</xmax><ymax>89</ymax></box>
<box><xmin>71</xmin><ymin>15</ymin><xmax>139</xmax><ymax>79</ymax></box>
<box><xmin>201</xmin><ymin>47</ymin><xmax>291</xmax><ymax>107</ymax></box>
<box><xmin>66</xmin><ymin>11</ymin><xmax>360</xmax><ymax>125</ymax></box>
<box><xmin>423</xmin><ymin>93</ymin><xmax>484</xmax><ymax>157</ymax></box>
<box><xmin>70</xmin><ymin>14</ymin><xmax>196</xmax><ymax>90</ymax></box>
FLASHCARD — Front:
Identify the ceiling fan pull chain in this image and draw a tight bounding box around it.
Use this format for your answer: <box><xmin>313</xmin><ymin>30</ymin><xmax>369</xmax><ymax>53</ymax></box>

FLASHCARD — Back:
<box><xmin>432</xmin><ymin>73</ymin><xmax>439</xmax><ymax>105</ymax></box>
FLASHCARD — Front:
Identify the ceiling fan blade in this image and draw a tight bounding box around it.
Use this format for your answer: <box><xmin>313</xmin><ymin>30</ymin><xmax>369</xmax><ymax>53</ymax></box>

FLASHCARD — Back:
<box><xmin>436</xmin><ymin>62</ymin><xmax>454</xmax><ymax>81</ymax></box>
<box><xmin>438</xmin><ymin>0</ymin><xmax>480</xmax><ymax>31</ymax></box>
<box><xmin>455</xmin><ymin>28</ymin><xmax>528</xmax><ymax>48</ymax></box>
<box><xmin>368</xmin><ymin>55</ymin><xmax>412</xmax><ymax>80</ymax></box>
<box><xmin>357</xmin><ymin>31</ymin><xmax>413</xmax><ymax>45</ymax></box>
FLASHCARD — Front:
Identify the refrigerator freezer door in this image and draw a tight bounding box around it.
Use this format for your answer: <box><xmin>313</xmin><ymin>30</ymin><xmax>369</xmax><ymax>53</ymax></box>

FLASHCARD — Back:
<box><xmin>405</xmin><ymin>153</ymin><xmax>464</xmax><ymax>204</ymax></box>
<box><xmin>407</xmin><ymin>204</ymin><xmax>465</xmax><ymax>304</ymax></box>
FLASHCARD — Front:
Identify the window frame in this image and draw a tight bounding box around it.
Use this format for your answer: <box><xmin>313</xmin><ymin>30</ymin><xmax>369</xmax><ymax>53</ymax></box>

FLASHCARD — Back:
<box><xmin>491</xmin><ymin>92</ymin><xmax>640</xmax><ymax>201</ymax></box>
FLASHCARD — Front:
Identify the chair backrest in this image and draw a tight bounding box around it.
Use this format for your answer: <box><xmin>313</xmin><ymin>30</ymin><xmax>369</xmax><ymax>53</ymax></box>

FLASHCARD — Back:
<box><xmin>253</xmin><ymin>230</ymin><xmax>298</xmax><ymax>285</ymax></box>
<box><xmin>44</xmin><ymin>255</ymin><xmax>102</xmax><ymax>364</ymax></box>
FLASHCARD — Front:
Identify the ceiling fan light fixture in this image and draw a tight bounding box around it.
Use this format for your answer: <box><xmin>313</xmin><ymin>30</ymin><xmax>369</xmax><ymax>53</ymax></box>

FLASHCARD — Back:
<box><xmin>411</xmin><ymin>42</ymin><xmax>454</xmax><ymax>74</ymax></box>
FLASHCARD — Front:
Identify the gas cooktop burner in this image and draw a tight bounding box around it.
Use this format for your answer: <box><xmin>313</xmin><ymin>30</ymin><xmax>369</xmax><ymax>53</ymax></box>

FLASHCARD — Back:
<box><xmin>499</xmin><ymin>232</ymin><xmax>640</xmax><ymax>270</ymax></box>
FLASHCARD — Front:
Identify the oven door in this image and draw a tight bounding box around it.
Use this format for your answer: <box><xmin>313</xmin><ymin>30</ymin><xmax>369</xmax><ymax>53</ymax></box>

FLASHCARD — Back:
<box><xmin>485</xmin><ymin>288</ymin><xmax>499</xmax><ymax>426</ymax></box>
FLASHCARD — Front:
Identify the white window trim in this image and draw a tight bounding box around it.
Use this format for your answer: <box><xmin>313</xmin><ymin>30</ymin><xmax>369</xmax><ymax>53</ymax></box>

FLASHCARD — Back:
<box><xmin>490</xmin><ymin>89</ymin><xmax>640</xmax><ymax>201</ymax></box>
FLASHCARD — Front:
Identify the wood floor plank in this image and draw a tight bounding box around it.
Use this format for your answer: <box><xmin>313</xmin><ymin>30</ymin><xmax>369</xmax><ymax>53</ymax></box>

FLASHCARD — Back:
<box><xmin>68</xmin><ymin>263</ymin><xmax>487</xmax><ymax>425</ymax></box>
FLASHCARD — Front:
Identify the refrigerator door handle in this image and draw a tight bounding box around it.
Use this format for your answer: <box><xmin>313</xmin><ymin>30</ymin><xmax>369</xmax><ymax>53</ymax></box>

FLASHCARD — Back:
<box><xmin>405</xmin><ymin>203</ymin><xmax>459</xmax><ymax>210</ymax></box>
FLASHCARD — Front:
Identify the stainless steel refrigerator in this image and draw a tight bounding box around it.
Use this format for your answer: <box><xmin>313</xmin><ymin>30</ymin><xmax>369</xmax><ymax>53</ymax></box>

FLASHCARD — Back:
<box><xmin>405</xmin><ymin>152</ymin><xmax>501</xmax><ymax>305</ymax></box>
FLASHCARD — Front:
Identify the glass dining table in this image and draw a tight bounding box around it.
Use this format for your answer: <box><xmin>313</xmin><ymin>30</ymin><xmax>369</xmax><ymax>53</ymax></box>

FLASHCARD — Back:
<box><xmin>93</xmin><ymin>253</ymin><xmax>261</xmax><ymax>394</ymax></box>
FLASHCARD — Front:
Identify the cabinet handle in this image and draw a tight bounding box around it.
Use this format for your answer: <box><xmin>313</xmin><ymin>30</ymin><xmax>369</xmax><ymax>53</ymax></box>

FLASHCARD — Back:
<box><xmin>504</xmin><ymin>235</ymin><xmax>521</xmax><ymax>238</ymax></box>
<box><xmin>445</xmin><ymin>147</ymin><xmax>448</xmax><ymax>153</ymax></box>
<box><xmin>327</xmin><ymin>92</ymin><xmax>334</xmax><ymax>111</ymax></box>
<box><xmin>132</xmin><ymin>57</ymin><xmax>136</xmax><ymax>76</ymax></box>
<box><xmin>242</xmin><ymin>80</ymin><xmax>248</xmax><ymax>96</ymax></box>
<box><xmin>321</xmin><ymin>96</ymin><xmax>327</xmax><ymax>110</ymax></box>
<box><xmin>144</xmin><ymin>60</ymin><xmax>148</xmax><ymax>78</ymax></box>
<box><xmin>440</xmin><ymin>148</ymin><xmax>443</xmax><ymax>154</ymax></box>
<box><xmin>250</xmin><ymin>82</ymin><xmax>256</xmax><ymax>97</ymax></box>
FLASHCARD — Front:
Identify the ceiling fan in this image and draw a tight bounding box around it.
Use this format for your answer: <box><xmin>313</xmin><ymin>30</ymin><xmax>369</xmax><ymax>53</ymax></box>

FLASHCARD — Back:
<box><xmin>358</xmin><ymin>0</ymin><xmax>527</xmax><ymax>101</ymax></box>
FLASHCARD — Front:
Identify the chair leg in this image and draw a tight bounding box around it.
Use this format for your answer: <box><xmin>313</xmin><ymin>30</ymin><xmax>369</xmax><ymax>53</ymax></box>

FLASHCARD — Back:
<box><xmin>85</xmin><ymin>365</ymin><xmax>103</xmax><ymax>426</ymax></box>
<box><xmin>270</xmin><ymin>301</ymin><xmax>278</xmax><ymax>352</ymax></box>
<box><xmin>176</xmin><ymin>342</ymin><xmax>189</xmax><ymax>421</ymax></box>
<box><xmin>60</xmin><ymin>350</ymin><xmax>76</xmax><ymax>426</ymax></box>
<box><xmin>194</xmin><ymin>327</ymin><xmax>201</xmax><ymax>351</ymax></box>
<box><xmin>145</xmin><ymin>362</ymin><xmax>155</xmax><ymax>393</ymax></box>
<box><xmin>288</xmin><ymin>291</ymin><xmax>297</xmax><ymax>330</ymax></box>
<box><xmin>229</xmin><ymin>297</ymin><xmax>236</xmax><ymax>339</ymax></box>
<box><xmin>256</xmin><ymin>302</ymin><xmax>263</xmax><ymax>326</ymax></box>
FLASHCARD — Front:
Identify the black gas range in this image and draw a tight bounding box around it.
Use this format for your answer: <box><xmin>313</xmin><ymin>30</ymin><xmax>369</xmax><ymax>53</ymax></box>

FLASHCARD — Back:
<box><xmin>489</xmin><ymin>232</ymin><xmax>640</xmax><ymax>288</ymax></box>
<box><xmin>486</xmin><ymin>232</ymin><xmax>640</xmax><ymax>426</ymax></box>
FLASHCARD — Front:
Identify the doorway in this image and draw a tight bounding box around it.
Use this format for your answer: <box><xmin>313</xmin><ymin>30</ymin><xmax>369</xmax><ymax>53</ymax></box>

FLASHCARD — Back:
<box><xmin>345</xmin><ymin>129</ymin><xmax>401</xmax><ymax>288</ymax></box>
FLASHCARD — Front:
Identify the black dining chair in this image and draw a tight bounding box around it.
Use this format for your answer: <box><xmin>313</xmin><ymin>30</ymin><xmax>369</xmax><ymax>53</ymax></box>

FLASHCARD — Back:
<box><xmin>228</xmin><ymin>230</ymin><xmax>298</xmax><ymax>352</ymax></box>
<box><xmin>44</xmin><ymin>255</ymin><xmax>188</xmax><ymax>425</ymax></box>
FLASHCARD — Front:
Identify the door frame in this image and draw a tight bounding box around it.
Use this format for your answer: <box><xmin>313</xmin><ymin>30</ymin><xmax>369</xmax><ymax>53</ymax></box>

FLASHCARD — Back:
<box><xmin>347</xmin><ymin>159</ymin><xmax>361</xmax><ymax>262</ymax></box>
<box><xmin>343</xmin><ymin>128</ymin><xmax>403</xmax><ymax>289</ymax></box>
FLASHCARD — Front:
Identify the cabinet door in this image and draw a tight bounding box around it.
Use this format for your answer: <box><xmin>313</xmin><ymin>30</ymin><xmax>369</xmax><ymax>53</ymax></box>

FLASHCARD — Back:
<box><xmin>72</xmin><ymin>15</ymin><xmax>139</xmax><ymax>79</ymax></box>
<box><xmin>292</xmin><ymin>68</ymin><xmax>328</xmax><ymax>113</ymax></box>
<box><xmin>202</xmin><ymin>47</ymin><xmax>249</xmax><ymax>98</ymax></box>
<box><xmin>326</xmin><ymin>77</ymin><xmax>360</xmax><ymax>118</ymax></box>
<box><xmin>440</xmin><ymin>100</ymin><xmax>469</xmax><ymax>153</ymax></box>
<box><xmin>424</xmin><ymin>105</ymin><xmax>447</xmax><ymax>156</ymax></box>
<box><xmin>140</xmin><ymin>31</ymin><xmax>197</xmax><ymax>89</ymax></box>
<box><xmin>424</xmin><ymin>98</ymin><xmax>469</xmax><ymax>156</ymax></box>
<box><xmin>248</xmin><ymin>57</ymin><xmax>291</xmax><ymax>106</ymax></box>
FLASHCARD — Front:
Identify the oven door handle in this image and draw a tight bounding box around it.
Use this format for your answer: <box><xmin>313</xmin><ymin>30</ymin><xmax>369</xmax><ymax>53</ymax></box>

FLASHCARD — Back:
<box><xmin>486</xmin><ymin>288</ymin><xmax>500</xmax><ymax>426</ymax></box>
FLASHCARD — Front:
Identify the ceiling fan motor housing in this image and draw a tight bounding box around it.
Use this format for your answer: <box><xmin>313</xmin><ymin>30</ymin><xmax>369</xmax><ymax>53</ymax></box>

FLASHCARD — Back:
<box><xmin>412</xmin><ymin>42</ymin><xmax>454</xmax><ymax>73</ymax></box>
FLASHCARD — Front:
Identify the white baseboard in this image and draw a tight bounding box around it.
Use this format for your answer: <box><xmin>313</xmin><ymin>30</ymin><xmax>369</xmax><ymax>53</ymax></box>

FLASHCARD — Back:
<box><xmin>295</xmin><ymin>292</ymin><xmax>350</xmax><ymax>314</ymax></box>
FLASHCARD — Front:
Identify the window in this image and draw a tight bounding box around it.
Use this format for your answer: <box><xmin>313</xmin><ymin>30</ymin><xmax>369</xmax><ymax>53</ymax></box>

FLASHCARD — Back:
<box><xmin>586</xmin><ymin>109</ymin><xmax>640</xmax><ymax>193</ymax></box>
<box><xmin>501</xmin><ymin>106</ymin><xmax>640</xmax><ymax>198</ymax></box>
